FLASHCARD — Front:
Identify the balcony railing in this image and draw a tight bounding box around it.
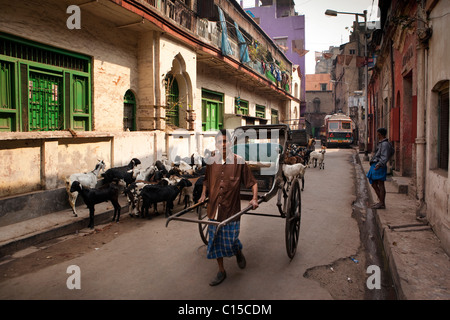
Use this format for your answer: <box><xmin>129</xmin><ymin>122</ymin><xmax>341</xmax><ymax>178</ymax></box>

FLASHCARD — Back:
<box><xmin>137</xmin><ymin>0</ymin><xmax>292</xmax><ymax>94</ymax></box>
<box><xmin>141</xmin><ymin>0</ymin><xmax>195</xmax><ymax>32</ymax></box>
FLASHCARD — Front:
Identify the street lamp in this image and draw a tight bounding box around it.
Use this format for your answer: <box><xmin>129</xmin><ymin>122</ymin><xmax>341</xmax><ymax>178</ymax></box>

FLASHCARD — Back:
<box><xmin>325</xmin><ymin>9</ymin><xmax>369</xmax><ymax>160</ymax></box>
<box><xmin>324</xmin><ymin>9</ymin><xmax>339</xmax><ymax>16</ymax></box>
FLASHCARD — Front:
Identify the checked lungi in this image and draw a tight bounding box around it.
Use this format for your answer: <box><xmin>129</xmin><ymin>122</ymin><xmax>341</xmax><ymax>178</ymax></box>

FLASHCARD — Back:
<box><xmin>206</xmin><ymin>220</ymin><xmax>243</xmax><ymax>259</ymax></box>
<box><xmin>366</xmin><ymin>163</ymin><xmax>387</xmax><ymax>184</ymax></box>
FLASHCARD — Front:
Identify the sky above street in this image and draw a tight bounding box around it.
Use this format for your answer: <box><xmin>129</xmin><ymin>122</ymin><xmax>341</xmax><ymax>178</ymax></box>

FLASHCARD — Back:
<box><xmin>240</xmin><ymin>0</ymin><xmax>380</xmax><ymax>74</ymax></box>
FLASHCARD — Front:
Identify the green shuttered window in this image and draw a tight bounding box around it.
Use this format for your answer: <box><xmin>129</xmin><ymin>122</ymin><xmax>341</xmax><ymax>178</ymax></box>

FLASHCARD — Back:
<box><xmin>0</xmin><ymin>33</ymin><xmax>91</xmax><ymax>131</ymax></box>
<box><xmin>202</xmin><ymin>89</ymin><xmax>223</xmax><ymax>131</ymax></box>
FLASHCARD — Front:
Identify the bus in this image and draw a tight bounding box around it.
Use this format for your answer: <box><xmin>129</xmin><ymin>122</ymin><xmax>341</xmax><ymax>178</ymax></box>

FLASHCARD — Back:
<box><xmin>325</xmin><ymin>113</ymin><xmax>354</xmax><ymax>147</ymax></box>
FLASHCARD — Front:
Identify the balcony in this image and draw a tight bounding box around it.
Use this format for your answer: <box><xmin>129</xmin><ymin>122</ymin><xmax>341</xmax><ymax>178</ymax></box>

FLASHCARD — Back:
<box><xmin>140</xmin><ymin>0</ymin><xmax>195</xmax><ymax>32</ymax></box>
<box><xmin>136</xmin><ymin>0</ymin><xmax>292</xmax><ymax>95</ymax></box>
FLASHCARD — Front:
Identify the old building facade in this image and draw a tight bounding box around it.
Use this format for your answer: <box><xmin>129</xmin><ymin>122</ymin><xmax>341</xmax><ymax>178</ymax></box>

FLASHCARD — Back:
<box><xmin>368</xmin><ymin>0</ymin><xmax>450</xmax><ymax>253</ymax></box>
<box><xmin>331</xmin><ymin>18</ymin><xmax>375</xmax><ymax>151</ymax></box>
<box><xmin>240</xmin><ymin>0</ymin><xmax>307</xmax><ymax>121</ymax></box>
<box><xmin>0</xmin><ymin>0</ymin><xmax>300</xmax><ymax>201</ymax></box>
<box><xmin>304</xmin><ymin>73</ymin><xmax>333</xmax><ymax>137</ymax></box>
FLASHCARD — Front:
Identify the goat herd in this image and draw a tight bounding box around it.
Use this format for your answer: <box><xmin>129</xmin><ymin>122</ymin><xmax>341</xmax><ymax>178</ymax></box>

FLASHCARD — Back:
<box><xmin>65</xmin><ymin>145</ymin><xmax>326</xmax><ymax>229</ymax></box>
<box><xmin>66</xmin><ymin>154</ymin><xmax>206</xmax><ymax>229</ymax></box>
<box><xmin>282</xmin><ymin>144</ymin><xmax>327</xmax><ymax>191</ymax></box>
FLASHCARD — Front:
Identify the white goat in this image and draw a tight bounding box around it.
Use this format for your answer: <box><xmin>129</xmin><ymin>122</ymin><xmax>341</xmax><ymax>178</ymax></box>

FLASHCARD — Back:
<box><xmin>162</xmin><ymin>159</ymin><xmax>172</xmax><ymax>172</ymax></box>
<box><xmin>124</xmin><ymin>181</ymin><xmax>149</xmax><ymax>217</ymax></box>
<box><xmin>309</xmin><ymin>148</ymin><xmax>326</xmax><ymax>169</ymax></box>
<box><xmin>66</xmin><ymin>160</ymin><xmax>106</xmax><ymax>217</ymax></box>
<box><xmin>191</xmin><ymin>152</ymin><xmax>203</xmax><ymax>170</ymax></box>
<box><xmin>164</xmin><ymin>175</ymin><xmax>181</xmax><ymax>185</ymax></box>
<box><xmin>282</xmin><ymin>163</ymin><xmax>307</xmax><ymax>191</ymax></box>
<box><xmin>179</xmin><ymin>160</ymin><xmax>194</xmax><ymax>174</ymax></box>
<box><xmin>135</xmin><ymin>165</ymin><xmax>156</xmax><ymax>181</ymax></box>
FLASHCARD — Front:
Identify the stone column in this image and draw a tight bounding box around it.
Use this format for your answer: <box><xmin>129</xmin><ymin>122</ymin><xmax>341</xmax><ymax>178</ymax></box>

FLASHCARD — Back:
<box><xmin>415</xmin><ymin>41</ymin><xmax>427</xmax><ymax>219</ymax></box>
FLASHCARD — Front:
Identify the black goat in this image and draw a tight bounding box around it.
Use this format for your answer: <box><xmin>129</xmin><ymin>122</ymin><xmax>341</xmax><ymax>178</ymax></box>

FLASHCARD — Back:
<box><xmin>140</xmin><ymin>178</ymin><xmax>192</xmax><ymax>218</ymax></box>
<box><xmin>192</xmin><ymin>175</ymin><xmax>205</xmax><ymax>204</ymax></box>
<box><xmin>102</xmin><ymin>158</ymin><xmax>141</xmax><ymax>186</ymax></box>
<box><xmin>123</xmin><ymin>179</ymin><xmax>167</xmax><ymax>217</ymax></box>
<box><xmin>70</xmin><ymin>180</ymin><xmax>121</xmax><ymax>229</ymax></box>
<box><xmin>154</xmin><ymin>160</ymin><xmax>168</xmax><ymax>175</ymax></box>
<box><xmin>303</xmin><ymin>149</ymin><xmax>313</xmax><ymax>167</ymax></box>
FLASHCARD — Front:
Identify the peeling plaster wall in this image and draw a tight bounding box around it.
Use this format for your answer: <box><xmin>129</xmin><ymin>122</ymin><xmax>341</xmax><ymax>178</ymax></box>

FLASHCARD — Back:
<box><xmin>0</xmin><ymin>0</ymin><xmax>139</xmax><ymax>132</ymax></box>
<box><xmin>0</xmin><ymin>140</ymin><xmax>42</xmax><ymax>197</ymax></box>
<box><xmin>424</xmin><ymin>0</ymin><xmax>450</xmax><ymax>254</ymax></box>
<box><xmin>57</xmin><ymin>138</ymin><xmax>112</xmax><ymax>187</ymax></box>
<box><xmin>0</xmin><ymin>0</ymin><xmax>143</xmax><ymax>197</ymax></box>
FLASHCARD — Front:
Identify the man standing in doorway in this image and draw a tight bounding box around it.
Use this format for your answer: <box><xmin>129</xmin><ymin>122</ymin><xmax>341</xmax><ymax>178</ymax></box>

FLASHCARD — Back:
<box><xmin>199</xmin><ymin>129</ymin><xmax>259</xmax><ymax>286</ymax></box>
<box><xmin>367</xmin><ymin>127</ymin><xmax>391</xmax><ymax>209</ymax></box>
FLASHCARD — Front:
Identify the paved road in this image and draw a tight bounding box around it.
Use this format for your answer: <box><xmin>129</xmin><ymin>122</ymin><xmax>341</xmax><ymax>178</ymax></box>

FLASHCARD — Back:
<box><xmin>0</xmin><ymin>147</ymin><xmax>362</xmax><ymax>300</ymax></box>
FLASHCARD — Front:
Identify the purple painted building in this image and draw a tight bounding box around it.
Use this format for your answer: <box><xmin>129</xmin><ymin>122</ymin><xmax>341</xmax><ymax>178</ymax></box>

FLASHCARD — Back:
<box><xmin>241</xmin><ymin>0</ymin><xmax>306</xmax><ymax>115</ymax></box>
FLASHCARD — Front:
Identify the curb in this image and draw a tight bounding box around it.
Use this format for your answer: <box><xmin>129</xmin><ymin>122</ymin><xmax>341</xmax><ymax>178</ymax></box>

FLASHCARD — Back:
<box><xmin>376</xmin><ymin>220</ymin><xmax>407</xmax><ymax>300</ymax></box>
<box><xmin>357</xmin><ymin>151</ymin><xmax>450</xmax><ymax>300</ymax></box>
<box><xmin>355</xmin><ymin>150</ymin><xmax>402</xmax><ymax>299</ymax></box>
<box><xmin>0</xmin><ymin>205</ymin><xmax>129</xmax><ymax>257</ymax></box>
<box><xmin>357</xmin><ymin>153</ymin><xmax>404</xmax><ymax>299</ymax></box>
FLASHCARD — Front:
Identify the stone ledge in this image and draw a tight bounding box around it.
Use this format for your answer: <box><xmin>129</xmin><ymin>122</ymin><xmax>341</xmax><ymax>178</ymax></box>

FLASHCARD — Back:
<box><xmin>0</xmin><ymin>131</ymin><xmax>114</xmax><ymax>141</ymax></box>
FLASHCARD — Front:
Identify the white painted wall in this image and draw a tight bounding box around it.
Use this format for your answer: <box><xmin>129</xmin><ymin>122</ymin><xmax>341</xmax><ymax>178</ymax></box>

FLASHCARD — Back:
<box><xmin>424</xmin><ymin>0</ymin><xmax>450</xmax><ymax>253</ymax></box>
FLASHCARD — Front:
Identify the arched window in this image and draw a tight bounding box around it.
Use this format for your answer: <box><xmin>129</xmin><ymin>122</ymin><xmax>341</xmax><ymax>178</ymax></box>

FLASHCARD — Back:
<box><xmin>123</xmin><ymin>90</ymin><xmax>136</xmax><ymax>131</ymax></box>
<box><xmin>434</xmin><ymin>81</ymin><xmax>449</xmax><ymax>170</ymax></box>
<box><xmin>313</xmin><ymin>97</ymin><xmax>321</xmax><ymax>113</ymax></box>
<box><xmin>165</xmin><ymin>74</ymin><xmax>179</xmax><ymax>127</ymax></box>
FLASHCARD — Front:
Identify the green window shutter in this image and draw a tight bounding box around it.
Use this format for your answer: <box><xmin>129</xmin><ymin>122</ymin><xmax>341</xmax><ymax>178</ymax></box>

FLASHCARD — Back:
<box><xmin>1</xmin><ymin>33</ymin><xmax>92</xmax><ymax>132</ymax></box>
<box><xmin>72</xmin><ymin>74</ymin><xmax>90</xmax><ymax>131</ymax></box>
<box><xmin>28</xmin><ymin>70</ymin><xmax>63</xmax><ymax>131</ymax></box>
<box><xmin>202</xmin><ymin>100</ymin><xmax>215</xmax><ymax>131</ymax></box>
<box><xmin>123</xmin><ymin>90</ymin><xmax>136</xmax><ymax>131</ymax></box>
<box><xmin>271</xmin><ymin>108</ymin><xmax>278</xmax><ymax>124</ymax></box>
<box><xmin>73</xmin><ymin>76</ymin><xmax>87</xmax><ymax>113</ymax></box>
<box><xmin>256</xmin><ymin>105</ymin><xmax>265</xmax><ymax>118</ymax></box>
<box><xmin>0</xmin><ymin>60</ymin><xmax>17</xmax><ymax>131</ymax></box>
<box><xmin>202</xmin><ymin>99</ymin><xmax>207</xmax><ymax>131</ymax></box>
<box><xmin>235</xmin><ymin>98</ymin><xmax>248</xmax><ymax>115</ymax></box>
<box><xmin>202</xmin><ymin>89</ymin><xmax>223</xmax><ymax>131</ymax></box>
<box><xmin>203</xmin><ymin>101</ymin><xmax>220</xmax><ymax>131</ymax></box>
<box><xmin>209</xmin><ymin>101</ymin><xmax>217</xmax><ymax>130</ymax></box>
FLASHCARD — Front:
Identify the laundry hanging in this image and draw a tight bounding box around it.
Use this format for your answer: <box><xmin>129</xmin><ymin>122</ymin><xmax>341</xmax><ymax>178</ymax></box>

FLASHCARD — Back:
<box><xmin>234</xmin><ymin>21</ymin><xmax>250</xmax><ymax>63</ymax></box>
<box><xmin>217</xmin><ymin>7</ymin><xmax>233</xmax><ymax>56</ymax></box>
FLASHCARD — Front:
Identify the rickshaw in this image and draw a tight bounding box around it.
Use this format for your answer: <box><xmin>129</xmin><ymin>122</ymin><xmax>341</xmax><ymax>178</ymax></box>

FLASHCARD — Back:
<box><xmin>166</xmin><ymin>124</ymin><xmax>302</xmax><ymax>259</ymax></box>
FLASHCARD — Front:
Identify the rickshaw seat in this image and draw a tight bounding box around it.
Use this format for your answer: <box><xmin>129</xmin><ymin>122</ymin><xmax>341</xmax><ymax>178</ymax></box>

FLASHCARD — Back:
<box><xmin>233</xmin><ymin>143</ymin><xmax>283</xmax><ymax>163</ymax></box>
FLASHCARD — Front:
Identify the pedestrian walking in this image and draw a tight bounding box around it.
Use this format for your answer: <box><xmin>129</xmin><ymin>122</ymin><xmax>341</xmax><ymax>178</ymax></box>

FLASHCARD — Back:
<box><xmin>307</xmin><ymin>137</ymin><xmax>316</xmax><ymax>151</ymax></box>
<box><xmin>366</xmin><ymin>127</ymin><xmax>394</xmax><ymax>209</ymax></box>
<box><xmin>199</xmin><ymin>129</ymin><xmax>259</xmax><ymax>286</ymax></box>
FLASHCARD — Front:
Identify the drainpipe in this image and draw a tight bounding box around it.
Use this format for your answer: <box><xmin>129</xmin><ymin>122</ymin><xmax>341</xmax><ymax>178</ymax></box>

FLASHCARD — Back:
<box><xmin>415</xmin><ymin>44</ymin><xmax>426</xmax><ymax>219</ymax></box>
<box><xmin>390</xmin><ymin>40</ymin><xmax>395</xmax><ymax>130</ymax></box>
<box><xmin>415</xmin><ymin>6</ymin><xmax>430</xmax><ymax>220</ymax></box>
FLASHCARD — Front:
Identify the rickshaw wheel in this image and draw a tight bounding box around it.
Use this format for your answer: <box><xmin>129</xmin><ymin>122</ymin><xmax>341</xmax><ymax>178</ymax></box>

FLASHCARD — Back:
<box><xmin>197</xmin><ymin>204</ymin><xmax>209</xmax><ymax>245</ymax></box>
<box><xmin>285</xmin><ymin>178</ymin><xmax>301</xmax><ymax>259</ymax></box>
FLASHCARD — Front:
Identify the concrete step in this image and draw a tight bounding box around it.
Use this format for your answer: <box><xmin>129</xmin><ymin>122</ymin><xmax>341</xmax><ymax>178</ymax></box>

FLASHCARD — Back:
<box><xmin>390</xmin><ymin>174</ymin><xmax>411</xmax><ymax>194</ymax></box>
<box><xmin>0</xmin><ymin>194</ymin><xmax>129</xmax><ymax>257</ymax></box>
<box><xmin>0</xmin><ymin>187</ymin><xmax>78</xmax><ymax>227</ymax></box>
<box><xmin>0</xmin><ymin>179</ymin><xmax>106</xmax><ymax>228</ymax></box>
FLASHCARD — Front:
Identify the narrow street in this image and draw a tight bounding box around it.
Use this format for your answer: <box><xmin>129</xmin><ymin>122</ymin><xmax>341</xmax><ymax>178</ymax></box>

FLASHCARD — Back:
<box><xmin>0</xmin><ymin>146</ymin><xmax>395</xmax><ymax>300</ymax></box>
<box><xmin>1</xmin><ymin>0</ymin><xmax>448</xmax><ymax>307</ymax></box>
